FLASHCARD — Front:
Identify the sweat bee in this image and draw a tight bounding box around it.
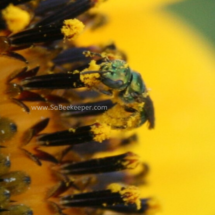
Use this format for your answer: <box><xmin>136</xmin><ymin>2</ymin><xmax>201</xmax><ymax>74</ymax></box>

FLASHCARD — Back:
<box><xmin>19</xmin><ymin>50</ymin><xmax>155</xmax><ymax>129</ymax></box>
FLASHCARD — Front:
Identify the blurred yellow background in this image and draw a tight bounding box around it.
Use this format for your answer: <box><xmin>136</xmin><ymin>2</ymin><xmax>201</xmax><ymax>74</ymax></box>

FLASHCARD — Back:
<box><xmin>77</xmin><ymin>0</ymin><xmax>215</xmax><ymax>214</ymax></box>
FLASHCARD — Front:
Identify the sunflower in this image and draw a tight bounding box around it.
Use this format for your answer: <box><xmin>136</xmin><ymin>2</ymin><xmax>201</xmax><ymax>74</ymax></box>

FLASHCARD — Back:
<box><xmin>0</xmin><ymin>1</ymin><xmax>157</xmax><ymax>215</ymax></box>
<box><xmin>1</xmin><ymin>1</ymin><xmax>215</xmax><ymax>215</ymax></box>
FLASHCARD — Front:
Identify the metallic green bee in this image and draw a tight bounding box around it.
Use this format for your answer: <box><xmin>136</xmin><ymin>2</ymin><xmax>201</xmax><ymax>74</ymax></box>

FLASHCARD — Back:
<box><xmin>9</xmin><ymin>49</ymin><xmax>154</xmax><ymax>128</ymax></box>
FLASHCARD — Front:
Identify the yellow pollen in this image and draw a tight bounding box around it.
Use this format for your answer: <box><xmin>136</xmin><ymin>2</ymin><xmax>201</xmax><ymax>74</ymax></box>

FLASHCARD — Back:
<box><xmin>2</xmin><ymin>4</ymin><xmax>31</xmax><ymax>33</ymax></box>
<box><xmin>126</xmin><ymin>113</ymin><xmax>141</xmax><ymax>129</ymax></box>
<box><xmin>107</xmin><ymin>183</ymin><xmax>141</xmax><ymax>209</ymax></box>
<box><xmin>142</xmin><ymin>91</ymin><xmax>149</xmax><ymax>98</ymax></box>
<box><xmin>80</xmin><ymin>60</ymin><xmax>101</xmax><ymax>87</ymax></box>
<box><xmin>83</xmin><ymin>51</ymin><xmax>94</xmax><ymax>58</ymax></box>
<box><xmin>100</xmin><ymin>104</ymin><xmax>127</xmax><ymax>128</ymax></box>
<box><xmin>101</xmin><ymin>52</ymin><xmax>121</xmax><ymax>60</ymax></box>
<box><xmin>107</xmin><ymin>183</ymin><xmax>122</xmax><ymax>193</ymax></box>
<box><xmin>91</xmin><ymin>123</ymin><xmax>111</xmax><ymax>142</ymax></box>
<box><xmin>73</xmin><ymin>70</ymin><xmax>79</xmax><ymax>74</ymax></box>
<box><xmin>121</xmin><ymin>186</ymin><xmax>141</xmax><ymax>210</ymax></box>
<box><xmin>121</xmin><ymin>152</ymin><xmax>140</xmax><ymax>169</ymax></box>
<box><xmin>87</xmin><ymin>60</ymin><xmax>101</xmax><ymax>71</ymax></box>
<box><xmin>100</xmin><ymin>104</ymin><xmax>141</xmax><ymax>129</ymax></box>
<box><xmin>61</xmin><ymin>19</ymin><xmax>85</xmax><ymax>41</ymax></box>
<box><xmin>69</xmin><ymin>128</ymin><xmax>76</xmax><ymax>133</ymax></box>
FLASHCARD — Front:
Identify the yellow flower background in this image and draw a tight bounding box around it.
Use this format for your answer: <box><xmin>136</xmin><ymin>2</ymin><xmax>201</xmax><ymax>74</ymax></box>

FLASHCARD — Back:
<box><xmin>76</xmin><ymin>0</ymin><xmax>215</xmax><ymax>215</ymax></box>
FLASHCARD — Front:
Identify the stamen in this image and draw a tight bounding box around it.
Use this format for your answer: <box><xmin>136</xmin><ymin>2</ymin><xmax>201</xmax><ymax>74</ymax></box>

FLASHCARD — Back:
<box><xmin>90</xmin><ymin>123</ymin><xmax>111</xmax><ymax>142</ymax></box>
<box><xmin>35</xmin><ymin>0</ymin><xmax>69</xmax><ymax>16</ymax></box>
<box><xmin>21</xmin><ymin>73</ymin><xmax>84</xmax><ymax>90</ymax></box>
<box><xmin>60</xmin><ymin>184</ymin><xmax>141</xmax><ymax>209</ymax></box>
<box><xmin>71</xmin><ymin>134</ymin><xmax>137</xmax><ymax>156</ymax></box>
<box><xmin>37</xmin><ymin>125</ymin><xmax>94</xmax><ymax>146</ymax></box>
<box><xmin>59</xmin><ymin>152</ymin><xmax>140</xmax><ymax>175</ymax></box>
<box><xmin>61</xmin><ymin>19</ymin><xmax>85</xmax><ymax>41</ymax></box>
<box><xmin>0</xmin><ymin>0</ymin><xmax>31</xmax><ymax>9</ymax></box>
<box><xmin>37</xmin><ymin>123</ymin><xmax>111</xmax><ymax>146</ymax></box>
<box><xmin>35</xmin><ymin>0</ymin><xmax>102</xmax><ymax>27</ymax></box>
<box><xmin>105</xmin><ymin>198</ymin><xmax>159</xmax><ymax>214</ymax></box>
<box><xmin>53</xmin><ymin>47</ymin><xmax>90</xmax><ymax>65</ymax></box>
<box><xmin>80</xmin><ymin>60</ymin><xmax>101</xmax><ymax>87</ymax></box>
<box><xmin>108</xmin><ymin>183</ymin><xmax>141</xmax><ymax>209</ymax></box>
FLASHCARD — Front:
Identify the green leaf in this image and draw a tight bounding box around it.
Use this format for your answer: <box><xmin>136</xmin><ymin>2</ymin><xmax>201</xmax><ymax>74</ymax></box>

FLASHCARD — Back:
<box><xmin>166</xmin><ymin>0</ymin><xmax>215</xmax><ymax>46</ymax></box>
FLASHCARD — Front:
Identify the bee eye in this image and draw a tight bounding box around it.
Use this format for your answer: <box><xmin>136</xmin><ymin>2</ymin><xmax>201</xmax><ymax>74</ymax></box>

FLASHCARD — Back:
<box><xmin>131</xmin><ymin>92</ymin><xmax>139</xmax><ymax>98</ymax></box>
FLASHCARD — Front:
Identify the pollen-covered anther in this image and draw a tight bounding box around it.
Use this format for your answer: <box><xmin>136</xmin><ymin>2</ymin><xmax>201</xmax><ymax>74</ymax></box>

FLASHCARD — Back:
<box><xmin>2</xmin><ymin>4</ymin><xmax>31</xmax><ymax>33</ymax></box>
<box><xmin>61</xmin><ymin>19</ymin><xmax>85</xmax><ymax>41</ymax></box>
<box><xmin>108</xmin><ymin>183</ymin><xmax>141</xmax><ymax>210</ymax></box>
<box><xmin>102</xmin><ymin>198</ymin><xmax>159</xmax><ymax>214</ymax></box>
<box><xmin>121</xmin><ymin>152</ymin><xmax>140</xmax><ymax>169</ymax></box>
<box><xmin>80</xmin><ymin>60</ymin><xmax>101</xmax><ymax>87</ymax></box>
<box><xmin>37</xmin><ymin>125</ymin><xmax>96</xmax><ymax>146</ymax></box>
<box><xmin>91</xmin><ymin>123</ymin><xmax>112</xmax><ymax>142</ymax></box>
<box><xmin>60</xmin><ymin>183</ymin><xmax>140</xmax><ymax>208</ymax></box>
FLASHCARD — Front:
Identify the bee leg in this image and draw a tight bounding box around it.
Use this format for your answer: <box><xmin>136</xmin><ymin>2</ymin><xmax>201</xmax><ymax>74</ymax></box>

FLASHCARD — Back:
<box><xmin>143</xmin><ymin>96</ymin><xmax>155</xmax><ymax>129</ymax></box>
<box><xmin>97</xmin><ymin>88</ymin><xmax>113</xmax><ymax>96</ymax></box>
